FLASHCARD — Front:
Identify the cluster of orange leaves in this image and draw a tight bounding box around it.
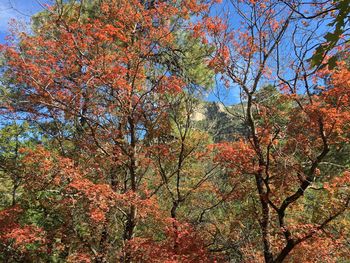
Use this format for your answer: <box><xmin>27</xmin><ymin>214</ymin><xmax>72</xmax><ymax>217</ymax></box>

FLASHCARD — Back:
<box><xmin>210</xmin><ymin>140</ymin><xmax>258</xmax><ymax>175</ymax></box>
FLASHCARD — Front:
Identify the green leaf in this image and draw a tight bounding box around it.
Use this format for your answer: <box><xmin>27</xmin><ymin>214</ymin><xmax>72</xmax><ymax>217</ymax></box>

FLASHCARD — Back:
<box><xmin>324</xmin><ymin>32</ymin><xmax>338</xmax><ymax>42</ymax></box>
<box><xmin>328</xmin><ymin>55</ymin><xmax>338</xmax><ymax>69</ymax></box>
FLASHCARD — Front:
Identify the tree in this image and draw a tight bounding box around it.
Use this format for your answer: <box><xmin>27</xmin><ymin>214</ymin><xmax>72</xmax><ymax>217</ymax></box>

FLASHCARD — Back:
<box><xmin>0</xmin><ymin>0</ymin><xmax>349</xmax><ymax>262</ymax></box>
<box><xmin>208</xmin><ymin>0</ymin><xmax>350</xmax><ymax>261</ymax></box>
<box><xmin>0</xmin><ymin>0</ymin><xmax>218</xmax><ymax>262</ymax></box>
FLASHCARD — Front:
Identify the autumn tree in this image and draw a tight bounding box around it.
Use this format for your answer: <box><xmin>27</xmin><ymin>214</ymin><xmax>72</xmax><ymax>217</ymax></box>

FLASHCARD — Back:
<box><xmin>0</xmin><ymin>0</ymin><xmax>350</xmax><ymax>262</ymax></box>
<box><xmin>0</xmin><ymin>0</ymin><xmax>219</xmax><ymax>262</ymax></box>
<box><xmin>207</xmin><ymin>0</ymin><xmax>350</xmax><ymax>262</ymax></box>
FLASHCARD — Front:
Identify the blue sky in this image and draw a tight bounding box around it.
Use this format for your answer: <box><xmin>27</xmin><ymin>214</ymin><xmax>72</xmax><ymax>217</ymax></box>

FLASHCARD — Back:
<box><xmin>0</xmin><ymin>0</ymin><xmax>47</xmax><ymax>42</ymax></box>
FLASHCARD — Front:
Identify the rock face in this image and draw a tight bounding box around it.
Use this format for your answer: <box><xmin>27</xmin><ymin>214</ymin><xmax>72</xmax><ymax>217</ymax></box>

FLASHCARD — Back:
<box><xmin>192</xmin><ymin>101</ymin><xmax>246</xmax><ymax>142</ymax></box>
<box><xmin>191</xmin><ymin>103</ymin><xmax>206</xmax><ymax>121</ymax></box>
<box><xmin>192</xmin><ymin>102</ymin><xmax>227</xmax><ymax>121</ymax></box>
